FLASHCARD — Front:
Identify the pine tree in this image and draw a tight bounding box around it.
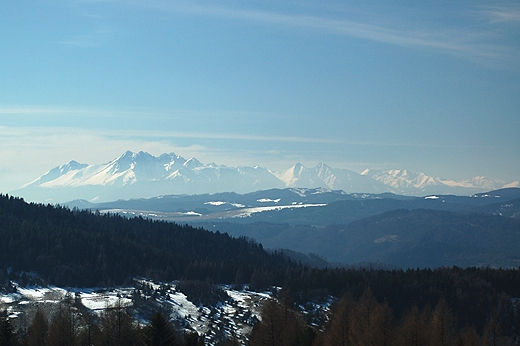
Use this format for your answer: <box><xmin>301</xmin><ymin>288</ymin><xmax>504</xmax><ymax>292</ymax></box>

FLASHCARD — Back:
<box><xmin>0</xmin><ymin>310</ymin><xmax>18</xmax><ymax>346</ymax></box>
<box><xmin>143</xmin><ymin>311</ymin><xmax>179</xmax><ymax>346</ymax></box>
<box><xmin>183</xmin><ymin>331</ymin><xmax>202</xmax><ymax>346</ymax></box>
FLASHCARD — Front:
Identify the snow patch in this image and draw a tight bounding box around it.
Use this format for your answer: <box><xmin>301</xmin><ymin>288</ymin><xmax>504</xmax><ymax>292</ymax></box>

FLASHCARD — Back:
<box><xmin>205</xmin><ymin>201</ymin><xmax>228</xmax><ymax>206</ymax></box>
<box><xmin>257</xmin><ymin>198</ymin><xmax>281</xmax><ymax>203</ymax></box>
<box><xmin>183</xmin><ymin>211</ymin><xmax>202</xmax><ymax>216</ymax></box>
<box><xmin>231</xmin><ymin>204</ymin><xmax>326</xmax><ymax>218</ymax></box>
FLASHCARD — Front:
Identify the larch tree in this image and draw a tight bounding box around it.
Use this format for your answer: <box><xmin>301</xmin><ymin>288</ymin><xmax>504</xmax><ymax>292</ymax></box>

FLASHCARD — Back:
<box><xmin>320</xmin><ymin>292</ymin><xmax>355</xmax><ymax>346</ymax></box>
<box><xmin>428</xmin><ymin>298</ymin><xmax>456</xmax><ymax>346</ymax></box>
<box><xmin>396</xmin><ymin>305</ymin><xmax>430</xmax><ymax>346</ymax></box>
<box><xmin>27</xmin><ymin>309</ymin><xmax>48</xmax><ymax>346</ymax></box>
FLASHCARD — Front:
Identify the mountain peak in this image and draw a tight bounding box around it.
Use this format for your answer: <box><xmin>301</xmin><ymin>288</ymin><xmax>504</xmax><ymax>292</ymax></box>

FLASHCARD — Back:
<box><xmin>314</xmin><ymin>163</ymin><xmax>333</xmax><ymax>173</ymax></box>
<box><xmin>22</xmin><ymin>160</ymin><xmax>88</xmax><ymax>188</ymax></box>
<box><xmin>62</xmin><ymin>160</ymin><xmax>88</xmax><ymax>171</ymax></box>
<box><xmin>12</xmin><ymin>151</ymin><xmax>519</xmax><ymax>203</ymax></box>
<box><xmin>119</xmin><ymin>150</ymin><xmax>136</xmax><ymax>159</ymax></box>
<box><xmin>159</xmin><ymin>152</ymin><xmax>179</xmax><ymax>161</ymax></box>
<box><xmin>184</xmin><ymin>157</ymin><xmax>203</xmax><ymax>169</ymax></box>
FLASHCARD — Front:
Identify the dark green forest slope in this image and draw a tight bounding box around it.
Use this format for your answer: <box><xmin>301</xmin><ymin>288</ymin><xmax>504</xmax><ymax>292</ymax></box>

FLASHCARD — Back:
<box><xmin>0</xmin><ymin>194</ymin><xmax>286</xmax><ymax>287</ymax></box>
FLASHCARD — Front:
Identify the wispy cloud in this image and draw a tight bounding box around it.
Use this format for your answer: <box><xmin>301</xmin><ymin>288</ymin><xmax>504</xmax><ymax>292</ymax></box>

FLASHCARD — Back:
<box><xmin>141</xmin><ymin>2</ymin><xmax>518</xmax><ymax>66</ymax></box>
<box><xmin>478</xmin><ymin>4</ymin><xmax>520</xmax><ymax>24</ymax></box>
<box><xmin>0</xmin><ymin>106</ymin><xmax>494</xmax><ymax>149</ymax></box>
<box><xmin>57</xmin><ymin>34</ymin><xmax>100</xmax><ymax>48</ymax></box>
<box><xmin>0</xmin><ymin>107</ymin><xmax>87</xmax><ymax>115</ymax></box>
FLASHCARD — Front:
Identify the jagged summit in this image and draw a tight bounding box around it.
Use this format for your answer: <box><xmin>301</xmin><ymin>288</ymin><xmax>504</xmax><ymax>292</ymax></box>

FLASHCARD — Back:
<box><xmin>183</xmin><ymin>157</ymin><xmax>203</xmax><ymax>169</ymax></box>
<box><xmin>11</xmin><ymin>151</ymin><xmax>519</xmax><ymax>203</ymax></box>
<box><xmin>363</xmin><ymin>169</ymin><xmax>444</xmax><ymax>192</ymax></box>
<box><xmin>22</xmin><ymin>160</ymin><xmax>89</xmax><ymax>188</ymax></box>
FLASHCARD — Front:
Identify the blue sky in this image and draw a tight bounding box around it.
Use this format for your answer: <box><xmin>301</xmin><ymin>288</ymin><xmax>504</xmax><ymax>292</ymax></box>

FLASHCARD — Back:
<box><xmin>1</xmin><ymin>0</ymin><xmax>519</xmax><ymax>192</ymax></box>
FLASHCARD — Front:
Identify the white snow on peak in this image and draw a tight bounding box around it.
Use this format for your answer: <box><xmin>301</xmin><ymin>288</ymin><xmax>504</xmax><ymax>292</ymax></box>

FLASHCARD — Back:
<box><xmin>364</xmin><ymin>169</ymin><xmax>444</xmax><ymax>191</ymax></box>
<box><xmin>439</xmin><ymin>176</ymin><xmax>518</xmax><ymax>190</ymax></box>
<box><xmin>274</xmin><ymin>163</ymin><xmax>322</xmax><ymax>188</ymax></box>
<box><xmin>183</xmin><ymin>157</ymin><xmax>203</xmax><ymax>169</ymax></box>
<box><xmin>15</xmin><ymin>150</ymin><xmax>519</xmax><ymax>203</ymax></box>
<box><xmin>22</xmin><ymin>160</ymin><xmax>89</xmax><ymax>188</ymax></box>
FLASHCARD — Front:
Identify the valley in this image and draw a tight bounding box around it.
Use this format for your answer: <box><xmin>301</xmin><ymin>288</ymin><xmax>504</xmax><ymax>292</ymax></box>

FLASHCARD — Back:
<box><xmin>66</xmin><ymin>187</ymin><xmax>520</xmax><ymax>269</ymax></box>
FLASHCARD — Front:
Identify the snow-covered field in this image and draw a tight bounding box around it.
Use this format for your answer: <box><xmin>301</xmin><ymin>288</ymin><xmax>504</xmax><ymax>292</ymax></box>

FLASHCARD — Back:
<box><xmin>99</xmin><ymin>203</ymin><xmax>327</xmax><ymax>222</ymax></box>
<box><xmin>0</xmin><ymin>280</ymin><xmax>275</xmax><ymax>345</ymax></box>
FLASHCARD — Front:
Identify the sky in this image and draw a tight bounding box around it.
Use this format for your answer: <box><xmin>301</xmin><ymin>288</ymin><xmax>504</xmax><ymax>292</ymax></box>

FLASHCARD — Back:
<box><xmin>1</xmin><ymin>0</ymin><xmax>519</xmax><ymax>192</ymax></box>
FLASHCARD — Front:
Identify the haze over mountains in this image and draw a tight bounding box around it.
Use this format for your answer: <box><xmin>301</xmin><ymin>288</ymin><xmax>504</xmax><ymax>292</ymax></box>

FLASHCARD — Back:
<box><xmin>12</xmin><ymin>150</ymin><xmax>519</xmax><ymax>203</ymax></box>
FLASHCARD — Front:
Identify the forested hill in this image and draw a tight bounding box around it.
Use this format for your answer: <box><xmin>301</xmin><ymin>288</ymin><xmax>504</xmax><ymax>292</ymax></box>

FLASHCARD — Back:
<box><xmin>3</xmin><ymin>194</ymin><xmax>520</xmax><ymax>337</ymax></box>
<box><xmin>0</xmin><ymin>194</ymin><xmax>288</xmax><ymax>287</ymax></box>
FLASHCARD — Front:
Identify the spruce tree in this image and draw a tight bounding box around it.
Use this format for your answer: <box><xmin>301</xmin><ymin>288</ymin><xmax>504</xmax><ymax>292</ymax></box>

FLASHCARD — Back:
<box><xmin>143</xmin><ymin>311</ymin><xmax>179</xmax><ymax>346</ymax></box>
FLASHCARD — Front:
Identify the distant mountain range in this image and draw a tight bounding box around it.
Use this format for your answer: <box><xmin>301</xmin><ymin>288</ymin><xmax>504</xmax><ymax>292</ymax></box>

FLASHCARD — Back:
<box><xmin>65</xmin><ymin>186</ymin><xmax>520</xmax><ymax>268</ymax></box>
<box><xmin>11</xmin><ymin>150</ymin><xmax>519</xmax><ymax>203</ymax></box>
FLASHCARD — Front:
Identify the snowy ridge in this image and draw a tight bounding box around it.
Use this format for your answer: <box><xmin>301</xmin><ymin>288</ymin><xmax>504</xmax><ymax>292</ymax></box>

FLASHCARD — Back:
<box><xmin>12</xmin><ymin>151</ymin><xmax>519</xmax><ymax>203</ymax></box>
<box><xmin>362</xmin><ymin>169</ymin><xmax>519</xmax><ymax>194</ymax></box>
<box><xmin>361</xmin><ymin>169</ymin><xmax>444</xmax><ymax>191</ymax></box>
<box><xmin>440</xmin><ymin>176</ymin><xmax>520</xmax><ymax>190</ymax></box>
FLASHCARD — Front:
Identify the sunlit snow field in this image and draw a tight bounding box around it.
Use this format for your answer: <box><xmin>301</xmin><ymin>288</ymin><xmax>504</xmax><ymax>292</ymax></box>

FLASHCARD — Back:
<box><xmin>0</xmin><ymin>280</ymin><xmax>281</xmax><ymax>344</ymax></box>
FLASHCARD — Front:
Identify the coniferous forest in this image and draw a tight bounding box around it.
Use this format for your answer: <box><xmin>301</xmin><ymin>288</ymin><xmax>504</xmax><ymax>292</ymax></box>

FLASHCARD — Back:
<box><xmin>1</xmin><ymin>194</ymin><xmax>520</xmax><ymax>345</ymax></box>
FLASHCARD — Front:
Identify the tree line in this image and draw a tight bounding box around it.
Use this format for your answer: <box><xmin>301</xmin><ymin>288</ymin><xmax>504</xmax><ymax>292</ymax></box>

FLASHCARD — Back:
<box><xmin>0</xmin><ymin>300</ymin><xmax>204</xmax><ymax>346</ymax></box>
<box><xmin>250</xmin><ymin>288</ymin><xmax>519</xmax><ymax>346</ymax></box>
<box><xmin>2</xmin><ymin>287</ymin><xmax>518</xmax><ymax>346</ymax></box>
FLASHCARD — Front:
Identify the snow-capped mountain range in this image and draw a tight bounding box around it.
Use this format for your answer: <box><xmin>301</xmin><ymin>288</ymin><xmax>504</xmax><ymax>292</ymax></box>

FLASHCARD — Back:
<box><xmin>11</xmin><ymin>151</ymin><xmax>519</xmax><ymax>203</ymax></box>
